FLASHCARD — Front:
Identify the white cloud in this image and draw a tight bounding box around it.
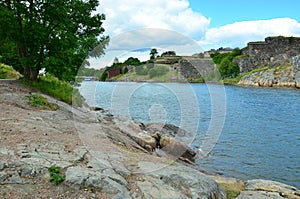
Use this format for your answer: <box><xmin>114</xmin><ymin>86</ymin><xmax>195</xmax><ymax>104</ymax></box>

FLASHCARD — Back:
<box><xmin>88</xmin><ymin>28</ymin><xmax>204</xmax><ymax>69</ymax></box>
<box><xmin>98</xmin><ymin>0</ymin><xmax>210</xmax><ymax>39</ymax></box>
<box><xmin>199</xmin><ymin>18</ymin><xmax>300</xmax><ymax>50</ymax></box>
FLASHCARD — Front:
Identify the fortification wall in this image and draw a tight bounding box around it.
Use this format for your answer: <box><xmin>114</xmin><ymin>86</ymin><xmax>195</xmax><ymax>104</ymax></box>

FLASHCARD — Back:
<box><xmin>239</xmin><ymin>36</ymin><xmax>300</xmax><ymax>73</ymax></box>
<box><xmin>178</xmin><ymin>59</ymin><xmax>215</xmax><ymax>79</ymax></box>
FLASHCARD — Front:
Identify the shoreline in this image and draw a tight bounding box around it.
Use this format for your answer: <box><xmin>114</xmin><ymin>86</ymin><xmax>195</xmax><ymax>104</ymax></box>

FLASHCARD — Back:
<box><xmin>1</xmin><ymin>79</ymin><xmax>299</xmax><ymax>198</ymax></box>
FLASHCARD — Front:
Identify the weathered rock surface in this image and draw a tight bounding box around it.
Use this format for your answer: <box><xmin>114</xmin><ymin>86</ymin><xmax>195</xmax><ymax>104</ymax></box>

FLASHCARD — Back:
<box><xmin>0</xmin><ymin>80</ymin><xmax>225</xmax><ymax>198</ymax></box>
<box><xmin>238</xmin><ymin>55</ymin><xmax>300</xmax><ymax>88</ymax></box>
<box><xmin>236</xmin><ymin>179</ymin><xmax>300</xmax><ymax>199</ymax></box>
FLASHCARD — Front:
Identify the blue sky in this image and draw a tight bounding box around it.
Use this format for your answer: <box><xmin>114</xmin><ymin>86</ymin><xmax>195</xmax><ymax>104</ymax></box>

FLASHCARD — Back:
<box><xmin>90</xmin><ymin>0</ymin><xmax>300</xmax><ymax>68</ymax></box>
<box><xmin>189</xmin><ymin>0</ymin><xmax>300</xmax><ymax>28</ymax></box>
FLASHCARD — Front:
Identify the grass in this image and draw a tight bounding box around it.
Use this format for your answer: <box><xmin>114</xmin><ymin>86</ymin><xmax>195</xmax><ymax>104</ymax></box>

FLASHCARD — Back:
<box><xmin>48</xmin><ymin>166</ymin><xmax>66</xmax><ymax>185</ymax></box>
<box><xmin>21</xmin><ymin>73</ymin><xmax>84</xmax><ymax>106</ymax></box>
<box><xmin>26</xmin><ymin>93</ymin><xmax>59</xmax><ymax>110</ymax></box>
<box><xmin>218</xmin><ymin>182</ymin><xmax>245</xmax><ymax>199</ymax></box>
<box><xmin>0</xmin><ymin>63</ymin><xmax>22</xmax><ymax>79</ymax></box>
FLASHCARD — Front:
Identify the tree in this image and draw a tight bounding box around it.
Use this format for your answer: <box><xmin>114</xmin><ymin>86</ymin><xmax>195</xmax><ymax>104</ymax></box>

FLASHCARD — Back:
<box><xmin>150</xmin><ymin>48</ymin><xmax>158</xmax><ymax>60</ymax></box>
<box><xmin>0</xmin><ymin>0</ymin><xmax>108</xmax><ymax>80</ymax></box>
<box><xmin>161</xmin><ymin>51</ymin><xmax>176</xmax><ymax>57</ymax></box>
<box><xmin>124</xmin><ymin>57</ymin><xmax>141</xmax><ymax>66</ymax></box>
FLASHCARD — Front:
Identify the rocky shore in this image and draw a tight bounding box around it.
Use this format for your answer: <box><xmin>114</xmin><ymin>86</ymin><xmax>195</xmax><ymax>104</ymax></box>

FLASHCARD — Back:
<box><xmin>238</xmin><ymin>55</ymin><xmax>300</xmax><ymax>89</ymax></box>
<box><xmin>0</xmin><ymin>80</ymin><xmax>299</xmax><ymax>199</ymax></box>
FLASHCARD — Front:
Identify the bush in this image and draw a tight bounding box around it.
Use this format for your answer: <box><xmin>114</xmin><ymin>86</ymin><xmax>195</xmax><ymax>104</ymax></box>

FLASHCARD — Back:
<box><xmin>211</xmin><ymin>48</ymin><xmax>242</xmax><ymax>79</ymax></box>
<box><xmin>48</xmin><ymin>166</ymin><xmax>65</xmax><ymax>185</ymax></box>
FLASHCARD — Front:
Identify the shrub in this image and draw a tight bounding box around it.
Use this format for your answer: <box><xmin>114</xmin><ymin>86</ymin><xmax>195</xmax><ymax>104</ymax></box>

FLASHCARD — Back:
<box><xmin>48</xmin><ymin>166</ymin><xmax>65</xmax><ymax>185</ymax></box>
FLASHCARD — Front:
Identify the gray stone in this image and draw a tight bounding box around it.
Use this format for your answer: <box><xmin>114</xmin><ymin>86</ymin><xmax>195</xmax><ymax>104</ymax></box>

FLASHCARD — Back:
<box><xmin>237</xmin><ymin>191</ymin><xmax>285</xmax><ymax>199</ymax></box>
<box><xmin>137</xmin><ymin>176</ymin><xmax>189</xmax><ymax>199</ymax></box>
<box><xmin>244</xmin><ymin>179</ymin><xmax>300</xmax><ymax>199</ymax></box>
<box><xmin>138</xmin><ymin>161</ymin><xmax>226</xmax><ymax>199</ymax></box>
<box><xmin>65</xmin><ymin>166</ymin><xmax>130</xmax><ymax>198</ymax></box>
<box><xmin>0</xmin><ymin>160</ymin><xmax>6</xmax><ymax>171</ymax></box>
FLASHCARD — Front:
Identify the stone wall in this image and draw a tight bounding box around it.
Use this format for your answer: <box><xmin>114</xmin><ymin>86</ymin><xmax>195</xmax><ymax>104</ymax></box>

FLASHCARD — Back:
<box><xmin>178</xmin><ymin>58</ymin><xmax>215</xmax><ymax>79</ymax></box>
<box><xmin>238</xmin><ymin>36</ymin><xmax>300</xmax><ymax>73</ymax></box>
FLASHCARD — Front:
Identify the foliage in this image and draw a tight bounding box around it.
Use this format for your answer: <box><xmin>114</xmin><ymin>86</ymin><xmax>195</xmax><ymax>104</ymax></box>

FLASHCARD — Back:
<box><xmin>26</xmin><ymin>93</ymin><xmax>59</xmax><ymax>110</ymax></box>
<box><xmin>122</xmin><ymin>67</ymin><xmax>129</xmax><ymax>74</ymax></box>
<box><xmin>161</xmin><ymin>51</ymin><xmax>176</xmax><ymax>57</ymax></box>
<box><xmin>99</xmin><ymin>71</ymin><xmax>108</xmax><ymax>81</ymax></box>
<box><xmin>211</xmin><ymin>48</ymin><xmax>242</xmax><ymax>79</ymax></box>
<box><xmin>124</xmin><ymin>57</ymin><xmax>141</xmax><ymax>66</ymax></box>
<box><xmin>150</xmin><ymin>48</ymin><xmax>158</xmax><ymax>60</ymax></box>
<box><xmin>0</xmin><ymin>63</ymin><xmax>22</xmax><ymax>79</ymax></box>
<box><xmin>0</xmin><ymin>0</ymin><xmax>108</xmax><ymax>80</ymax></box>
<box><xmin>21</xmin><ymin>73</ymin><xmax>84</xmax><ymax>106</ymax></box>
<box><xmin>48</xmin><ymin>166</ymin><xmax>65</xmax><ymax>185</ymax></box>
<box><xmin>148</xmin><ymin>65</ymin><xmax>169</xmax><ymax>78</ymax></box>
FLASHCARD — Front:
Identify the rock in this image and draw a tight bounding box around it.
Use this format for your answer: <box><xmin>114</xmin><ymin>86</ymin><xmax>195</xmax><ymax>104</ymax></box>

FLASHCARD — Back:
<box><xmin>138</xmin><ymin>161</ymin><xmax>226</xmax><ymax>199</ymax></box>
<box><xmin>159</xmin><ymin>135</ymin><xmax>196</xmax><ymax>161</ymax></box>
<box><xmin>242</xmin><ymin>179</ymin><xmax>300</xmax><ymax>199</ymax></box>
<box><xmin>134</xmin><ymin>133</ymin><xmax>157</xmax><ymax>151</ymax></box>
<box><xmin>65</xmin><ymin>166</ymin><xmax>130</xmax><ymax>198</ymax></box>
<box><xmin>137</xmin><ymin>176</ymin><xmax>189</xmax><ymax>199</ymax></box>
<box><xmin>90</xmin><ymin>106</ymin><xmax>104</xmax><ymax>111</ymax></box>
<box><xmin>0</xmin><ymin>160</ymin><xmax>6</xmax><ymax>171</ymax></box>
<box><xmin>237</xmin><ymin>191</ymin><xmax>285</xmax><ymax>199</ymax></box>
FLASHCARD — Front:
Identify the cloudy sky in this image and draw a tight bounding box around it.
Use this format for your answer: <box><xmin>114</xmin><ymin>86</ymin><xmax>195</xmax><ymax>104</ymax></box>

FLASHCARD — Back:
<box><xmin>90</xmin><ymin>0</ymin><xmax>300</xmax><ymax>68</ymax></box>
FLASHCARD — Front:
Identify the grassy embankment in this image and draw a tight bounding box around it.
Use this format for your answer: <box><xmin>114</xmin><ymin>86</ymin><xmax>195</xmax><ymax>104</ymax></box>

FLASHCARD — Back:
<box><xmin>0</xmin><ymin>63</ymin><xmax>83</xmax><ymax>106</ymax></box>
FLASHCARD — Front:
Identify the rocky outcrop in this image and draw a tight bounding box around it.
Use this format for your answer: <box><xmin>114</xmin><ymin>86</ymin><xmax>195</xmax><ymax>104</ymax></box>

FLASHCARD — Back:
<box><xmin>238</xmin><ymin>56</ymin><xmax>300</xmax><ymax>88</ymax></box>
<box><xmin>237</xmin><ymin>179</ymin><xmax>300</xmax><ymax>199</ymax></box>
<box><xmin>0</xmin><ymin>80</ymin><xmax>225</xmax><ymax>198</ymax></box>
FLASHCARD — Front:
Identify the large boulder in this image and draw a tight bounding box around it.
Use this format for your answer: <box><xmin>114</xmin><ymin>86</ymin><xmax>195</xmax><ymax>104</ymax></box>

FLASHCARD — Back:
<box><xmin>138</xmin><ymin>161</ymin><xmax>226</xmax><ymax>199</ymax></box>
<box><xmin>159</xmin><ymin>135</ymin><xmax>196</xmax><ymax>161</ymax></box>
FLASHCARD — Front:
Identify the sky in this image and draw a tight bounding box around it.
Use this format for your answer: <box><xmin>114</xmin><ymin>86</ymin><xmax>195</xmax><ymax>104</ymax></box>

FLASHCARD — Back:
<box><xmin>89</xmin><ymin>0</ymin><xmax>300</xmax><ymax>68</ymax></box>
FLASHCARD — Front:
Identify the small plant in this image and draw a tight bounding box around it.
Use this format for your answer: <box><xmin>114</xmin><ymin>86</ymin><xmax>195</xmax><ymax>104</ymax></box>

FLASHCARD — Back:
<box><xmin>26</xmin><ymin>93</ymin><xmax>59</xmax><ymax>110</ymax></box>
<box><xmin>48</xmin><ymin>166</ymin><xmax>65</xmax><ymax>185</ymax></box>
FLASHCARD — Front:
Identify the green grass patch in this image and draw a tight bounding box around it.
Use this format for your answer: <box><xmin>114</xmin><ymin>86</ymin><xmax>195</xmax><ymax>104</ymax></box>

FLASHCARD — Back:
<box><xmin>26</xmin><ymin>93</ymin><xmax>59</xmax><ymax>110</ymax></box>
<box><xmin>21</xmin><ymin>73</ymin><xmax>84</xmax><ymax>106</ymax></box>
<box><xmin>219</xmin><ymin>182</ymin><xmax>244</xmax><ymax>199</ymax></box>
<box><xmin>0</xmin><ymin>63</ymin><xmax>22</xmax><ymax>79</ymax></box>
<box><xmin>48</xmin><ymin>166</ymin><xmax>65</xmax><ymax>185</ymax></box>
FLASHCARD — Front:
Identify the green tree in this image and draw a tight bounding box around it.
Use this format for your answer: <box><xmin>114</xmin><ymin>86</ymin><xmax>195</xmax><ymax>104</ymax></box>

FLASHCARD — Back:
<box><xmin>150</xmin><ymin>48</ymin><xmax>158</xmax><ymax>60</ymax></box>
<box><xmin>211</xmin><ymin>48</ymin><xmax>241</xmax><ymax>79</ymax></box>
<box><xmin>0</xmin><ymin>0</ymin><xmax>108</xmax><ymax>80</ymax></box>
<box><xmin>124</xmin><ymin>57</ymin><xmax>141</xmax><ymax>66</ymax></box>
<box><xmin>161</xmin><ymin>51</ymin><xmax>176</xmax><ymax>57</ymax></box>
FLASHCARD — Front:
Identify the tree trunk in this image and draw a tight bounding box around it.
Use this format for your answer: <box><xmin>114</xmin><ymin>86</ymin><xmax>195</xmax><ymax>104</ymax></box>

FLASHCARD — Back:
<box><xmin>24</xmin><ymin>67</ymin><xmax>38</xmax><ymax>80</ymax></box>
